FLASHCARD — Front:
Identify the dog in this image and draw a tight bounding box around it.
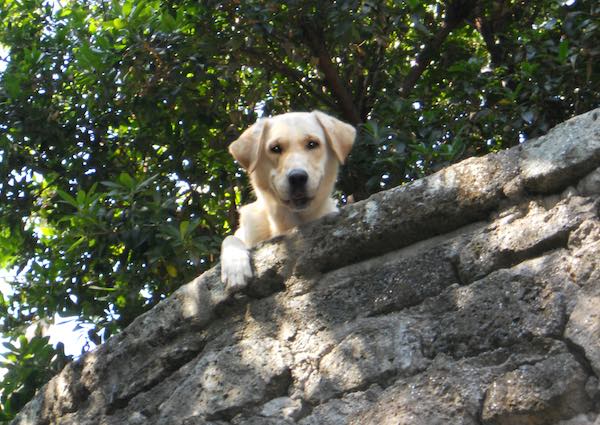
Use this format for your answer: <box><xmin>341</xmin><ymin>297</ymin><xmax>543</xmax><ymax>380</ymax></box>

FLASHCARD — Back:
<box><xmin>220</xmin><ymin>110</ymin><xmax>356</xmax><ymax>292</ymax></box>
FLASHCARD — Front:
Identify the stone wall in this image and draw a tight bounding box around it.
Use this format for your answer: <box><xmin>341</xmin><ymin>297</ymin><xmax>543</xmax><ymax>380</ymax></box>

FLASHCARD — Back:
<box><xmin>13</xmin><ymin>108</ymin><xmax>600</xmax><ymax>425</ymax></box>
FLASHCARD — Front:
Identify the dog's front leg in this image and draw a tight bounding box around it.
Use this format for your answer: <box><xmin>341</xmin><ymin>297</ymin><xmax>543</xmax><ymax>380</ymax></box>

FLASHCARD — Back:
<box><xmin>220</xmin><ymin>234</ymin><xmax>253</xmax><ymax>293</ymax></box>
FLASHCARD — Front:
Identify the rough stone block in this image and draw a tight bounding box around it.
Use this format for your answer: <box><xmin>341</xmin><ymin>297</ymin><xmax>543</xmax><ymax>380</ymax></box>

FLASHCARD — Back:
<box><xmin>11</xmin><ymin>109</ymin><xmax>600</xmax><ymax>425</ymax></box>
<box><xmin>481</xmin><ymin>353</ymin><xmax>592</xmax><ymax>424</ymax></box>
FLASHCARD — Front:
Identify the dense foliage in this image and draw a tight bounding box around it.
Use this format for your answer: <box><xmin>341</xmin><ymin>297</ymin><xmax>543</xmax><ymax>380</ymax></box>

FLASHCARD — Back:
<box><xmin>0</xmin><ymin>0</ymin><xmax>598</xmax><ymax>419</ymax></box>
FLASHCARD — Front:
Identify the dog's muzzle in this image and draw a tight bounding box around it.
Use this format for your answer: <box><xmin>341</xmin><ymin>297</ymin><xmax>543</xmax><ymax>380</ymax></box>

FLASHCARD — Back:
<box><xmin>287</xmin><ymin>169</ymin><xmax>311</xmax><ymax>210</ymax></box>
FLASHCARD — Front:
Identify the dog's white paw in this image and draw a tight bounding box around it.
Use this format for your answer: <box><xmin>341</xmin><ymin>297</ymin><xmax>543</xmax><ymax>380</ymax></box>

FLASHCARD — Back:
<box><xmin>221</xmin><ymin>237</ymin><xmax>253</xmax><ymax>293</ymax></box>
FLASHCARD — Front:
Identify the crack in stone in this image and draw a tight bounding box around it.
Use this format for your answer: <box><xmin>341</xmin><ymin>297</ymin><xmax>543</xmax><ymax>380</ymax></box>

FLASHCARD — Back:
<box><xmin>204</xmin><ymin>367</ymin><xmax>293</xmax><ymax>422</ymax></box>
<box><xmin>561</xmin><ymin>336</ymin><xmax>599</xmax><ymax>381</ymax></box>
<box><xmin>105</xmin><ymin>341</ymin><xmax>207</xmax><ymax>415</ymax></box>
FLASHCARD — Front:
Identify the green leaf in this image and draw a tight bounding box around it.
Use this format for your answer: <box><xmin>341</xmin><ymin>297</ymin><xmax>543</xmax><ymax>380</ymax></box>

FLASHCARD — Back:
<box><xmin>78</xmin><ymin>43</ymin><xmax>103</xmax><ymax>69</ymax></box>
<box><xmin>56</xmin><ymin>190</ymin><xmax>78</xmax><ymax>208</ymax></box>
<box><xmin>166</xmin><ymin>264</ymin><xmax>178</xmax><ymax>277</ymax></box>
<box><xmin>136</xmin><ymin>174</ymin><xmax>158</xmax><ymax>191</ymax></box>
<box><xmin>558</xmin><ymin>39</ymin><xmax>569</xmax><ymax>63</ymax></box>
<box><xmin>113</xmin><ymin>18</ymin><xmax>126</xmax><ymax>29</ymax></box>
<box><xmin>76</xmin><ymin>189</ymin><xmax>86</xmax><ymax>206</ymax></box>
<box><xmin>122</xmin><ymin>0</ymin><xmax>134</xmax><ymax>17</ymax></box>
<box><xmin>101</xmin><ymin>180</ymin><xmax>125</xmax><ymax>190</ymax></box>
<box><xmin>3</xmin><ymin>73</ymin><xmax>22</xmax><ymax>98</ymax></box>
<box><xmin>406</xmin><ymin>0</ymin><xmax>419</xmax><ymax>10</ymax></box>
<box><xmin>160</xmin><ymin>12</ymin><xmax>177</xmax><ymax>32</ymax></box>
<box><xmin>118</xmin><ymin>173</ymin><xmax>135</xmax><ymax>189</ymax></box>
<box><xmin>87</xmin><ymin>285</ymin><xmax>117</xmax><ymax>291</ymax></box>
<box><xmin>179</xmin><ymin>220</ymin><xmax>189</xmax><ymax>238</ymax></box>
<box><xmin>66</xmin><ymin>236</ymin><xmax>86</xmax><ymax>253</ymax></box>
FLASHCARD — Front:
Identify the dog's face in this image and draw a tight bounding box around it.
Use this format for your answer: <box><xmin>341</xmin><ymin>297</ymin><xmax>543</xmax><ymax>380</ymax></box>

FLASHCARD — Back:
<box><xmin>229</xmin><ymin>111</ymin><xmax>355</xmax><ymax>212</ymax></box>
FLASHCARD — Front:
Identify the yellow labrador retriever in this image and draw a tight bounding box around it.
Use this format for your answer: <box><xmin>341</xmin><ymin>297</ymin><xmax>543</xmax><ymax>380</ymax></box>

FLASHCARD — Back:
<box><xmin>221</xmin><ymin>111</ymin><xmax>356</xmax><ymax>292</ymax></box>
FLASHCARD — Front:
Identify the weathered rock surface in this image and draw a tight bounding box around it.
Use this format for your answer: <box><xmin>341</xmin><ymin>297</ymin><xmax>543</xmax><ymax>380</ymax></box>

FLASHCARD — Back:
<box><xmin>13</xmin><ymin>108</ymin><xmax>600</xmax><ymax>424</ymax></box>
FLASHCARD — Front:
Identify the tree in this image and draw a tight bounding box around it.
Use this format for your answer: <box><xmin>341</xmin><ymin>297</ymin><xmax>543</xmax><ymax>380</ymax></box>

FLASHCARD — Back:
<box><xmin>0</xmin><ymin>0</ymin><xmax>598</xmax><ymax>420</ymax></box>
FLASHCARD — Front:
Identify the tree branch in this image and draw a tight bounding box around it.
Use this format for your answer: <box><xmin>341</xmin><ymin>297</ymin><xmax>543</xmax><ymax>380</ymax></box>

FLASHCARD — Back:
<box><xmin>401</xmin><ymin>22</ymin><xmax>453</xmax><ymax>97</ymax></box>
<box><xmin>471</xmin><ymin>1</ymin><xmax>541</xmax><ymax>69</ymax></box>
<box><xmin>236</xmin><ymin>46</ymin><xmax>338</xmax><ymax>111</ymax></box>
<box><xmin>360</xmin><ymin>43</ymin><xmax>387</xmax><ymax>119</ymax></box>
<box><xmin>301</xmin><ymin>22</ymin><xmax>362</xmax><ymax>125</ymax></box>
<box><xmin>400</xmin><ymin>0</ymin><xmax>475</xmax><ymax>98</ymax></box>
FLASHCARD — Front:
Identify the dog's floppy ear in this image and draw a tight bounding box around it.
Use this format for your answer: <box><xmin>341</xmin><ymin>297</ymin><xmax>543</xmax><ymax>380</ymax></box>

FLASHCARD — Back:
<box><xmin>312</xmin><ymin>110</ymin><xmax>356</xmax><ymax>164</ymax></box>
<box><xmin>229</xmin><ymin>119</ymin><xmax>270</xmax><ymax>173</ymax></box>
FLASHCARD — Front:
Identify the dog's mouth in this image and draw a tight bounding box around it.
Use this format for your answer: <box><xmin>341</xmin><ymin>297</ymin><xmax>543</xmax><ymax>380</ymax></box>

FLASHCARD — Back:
<box><xmin>284</xmin><ymin>194</ymin><xmax>313</xmax><ymax>210</ymax></box>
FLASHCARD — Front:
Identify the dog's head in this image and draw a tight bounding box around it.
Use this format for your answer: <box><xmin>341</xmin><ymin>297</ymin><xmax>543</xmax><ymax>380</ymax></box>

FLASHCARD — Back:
<box><xmin>229</xmin><ymin>111</ymin><xmax>355</xmax><ymax>212</ymax></box>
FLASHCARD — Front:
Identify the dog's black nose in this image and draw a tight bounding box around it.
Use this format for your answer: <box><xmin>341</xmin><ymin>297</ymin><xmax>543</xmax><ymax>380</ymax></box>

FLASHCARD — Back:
<box><xmin>288</xmin><ymin>169</ymin><xmax>308</xmax><ymax>188</ymax></box>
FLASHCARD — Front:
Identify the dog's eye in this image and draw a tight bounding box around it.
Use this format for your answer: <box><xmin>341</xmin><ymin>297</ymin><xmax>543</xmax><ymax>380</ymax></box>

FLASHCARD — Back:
<box><xmin>270</xmin><ymin>144</ymin><xmax>282</xmax><ymax>154</ymax></box>
<box><xmin>306</xmin><ymin>140</ymin><xmax>319</xmax><ymax>150</ymax></box>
